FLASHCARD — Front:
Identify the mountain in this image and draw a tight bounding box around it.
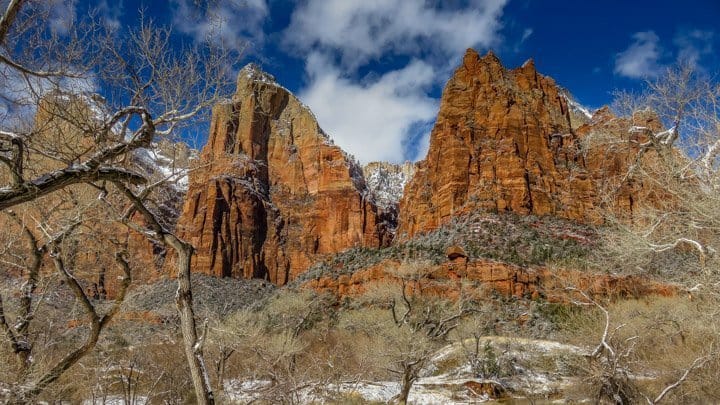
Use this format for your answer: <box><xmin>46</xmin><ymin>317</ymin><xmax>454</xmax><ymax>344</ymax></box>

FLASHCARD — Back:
<box><xmin>363</xmin><ymin>161</ymin><xmax>416</xmax><ymax>211</ymax></box>
<box><xmin>174</xmin><ymin>51</ymin><xmax>663</xmax><ymax>284</ymax></box>
<box><xmin>174</xmin><ymin>65</ymin><xmax>389</xmax><ymax>285</ymax></box>
<box><xmin>362</xmin><ymin>161</ymin><xmax>416</xmax><ymax>236</ymax></box>
<box><xmin>398</xmin><ymin>49</ymin><xmax>647</xmax><ymax>239</ymax></box>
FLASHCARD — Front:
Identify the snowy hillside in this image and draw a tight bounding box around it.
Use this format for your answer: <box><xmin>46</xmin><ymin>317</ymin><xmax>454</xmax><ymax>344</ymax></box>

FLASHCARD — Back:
<box><xmin>561</xmin><ymin>92</ymin><xmax>596</xmax><ymax>129</ymax></box>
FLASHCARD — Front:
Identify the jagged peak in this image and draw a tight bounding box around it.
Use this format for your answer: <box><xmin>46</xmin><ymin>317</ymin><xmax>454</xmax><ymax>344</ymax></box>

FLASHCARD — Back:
<box><xmin>460</xmin><ymin>48</ymin><xmax>505</xmax><ymax>77</ymax></box>
<box><xmin>521</xmin><ymin>58</ymin><xmax>536</xmax><ymax>70</ymax></box>
<box><xmin>462</xmin><ymin>47</ymin><xmax>480</xmax><ymax>61</ymax></box>
<box><xmin>592</xmin><ymin>105</ymin><xmax>614</xmax><ymax>121</ymax></box>
<box><xmin>479</xmin><ymin>49</ymin><xmax>503</xmax><ymax>66</ymax></box>
<box><xmin>237</xmin><ymin>63</ymin><xmax>278</xmax><ymax>86</ymax></box>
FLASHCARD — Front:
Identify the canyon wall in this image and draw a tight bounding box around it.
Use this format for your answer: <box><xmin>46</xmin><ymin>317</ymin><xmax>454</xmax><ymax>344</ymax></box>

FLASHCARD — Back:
<box><xmin>398</xmin><ymin>49</ymin><xmax>649</xmax><ymax>238</ymax></box>
<box><xmin>175</xmin><ymin>65</ymin><xmax>388</xmax><ymax>284</ymax></box>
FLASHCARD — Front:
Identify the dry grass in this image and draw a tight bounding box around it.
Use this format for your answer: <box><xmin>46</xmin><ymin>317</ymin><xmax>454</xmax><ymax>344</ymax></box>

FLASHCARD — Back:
<box><xmin>556</xmin><ymin>295</ymin><xmax>720</xmax><ymax>403</ymax></box>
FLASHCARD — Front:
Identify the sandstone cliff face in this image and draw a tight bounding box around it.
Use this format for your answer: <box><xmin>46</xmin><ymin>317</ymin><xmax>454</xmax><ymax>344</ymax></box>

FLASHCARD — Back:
<box><xmin>0</xmin><ymin>94</ymin><xmax>181</xmax><ymax>298</ymax></box>
<box><xmin>398</xmin><ymin>49</ymin><xmax>642</xmax><ymax>238</ymax></box>
<box><xmin>302</xmin><ymin>258</ymin><xmax>676</xmax><ymax>302</ymax></box>
<box><xmin>176</xmin><ymin>65</ymin><xmax>387</xmax><ymax>284</ymax></box>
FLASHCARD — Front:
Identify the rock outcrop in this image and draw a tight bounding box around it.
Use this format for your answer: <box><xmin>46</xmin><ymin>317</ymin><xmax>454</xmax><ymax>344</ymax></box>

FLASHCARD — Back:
<box><xmin>302</xmin><ymin>257</ymin><xmax>676</xmax><ymax>302</ymax></box>
<box><xmin>363</xmin><ymin>161</ymin><xmax>416</xmax><ymax>211</ymax></box>
<box><xmin>175</xmin><ymin>65</ymin><xmax>388</xmax><ymax>284</ymax></box>
<box><xmin>363</xmin><ymin>161</ymin><xmax>416</xmax><ymax>235</ymax></box>
<box><xmin>398</xmin><ymin>49</ymin><xmax>643</xmax><ymax>238</ymax></box>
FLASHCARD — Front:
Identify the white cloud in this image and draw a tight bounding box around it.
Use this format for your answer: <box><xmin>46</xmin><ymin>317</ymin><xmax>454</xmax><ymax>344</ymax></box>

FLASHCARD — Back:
<box><xmin>513</xmin><ymin>27</ymin><xmax>533</xmax><ymax>52</ymax></box>
<box><xmin>96</xmin><ymin>0</ymin><xmax>123</xmax><ymax>31</ymax></box>
<box><xmin>284</xmin><ymin>0</ymin><xmax>508</xmax><ymax>70</ymax></box>
<box><xmin>299</xmin><ymin>53</ymin><xmax>438</xmax><ymax>164</ymax></box>
<box><xmin>170</xmin><ymin>0</ymin><xmax>269</xmax><ymax>53</ymax></box>
<box><xmin>521</xmin><ymin>28</ymin><xmax>533</xmax><ymax>43</ymax></box>
<box><xmin>674</xmin><ymin>29</ymin><xmax>715</xmax><ymax>66</ymax></box>
<box><xmin>283</xmin><ymin>0</ymin><xmax>510</xmax><ymax>163</ymax></box>
<box><xmin>614</xmin><ymin>31</ymin><xmax>663</xmax><ymax>78</ymax></box>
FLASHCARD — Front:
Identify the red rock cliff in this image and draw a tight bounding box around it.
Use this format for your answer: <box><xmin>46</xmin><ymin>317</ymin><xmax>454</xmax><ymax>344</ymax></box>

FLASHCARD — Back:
<box><xmin>176</xmin><ymin>65</ymin><xmax>387</xmax><ymax>284</ymax></box>
<box><xmin>398</xmin><ymin>49</ymin><xmax>644</xmax><ymax>238</ymax></box>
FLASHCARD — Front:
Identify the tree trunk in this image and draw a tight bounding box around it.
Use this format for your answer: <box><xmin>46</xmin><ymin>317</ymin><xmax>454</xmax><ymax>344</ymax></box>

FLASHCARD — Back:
<box><xmin>115</xmin><ymin>183</ymin><xmax>215</xmax><ymax>404</ymax></box>
<box><xmin>398</xmin><ymin>363</ymin><xmax>414</xmax><ymax>404</ymax></box>
<box><xmin>170</xmin><ymin>237</ymin><xmax>215</xmax><ymax>405</ymax></box>
<box><xmin>8</xmin><ymin>250</ymin><xmax>131</xmax><ymax>403</ymax></box>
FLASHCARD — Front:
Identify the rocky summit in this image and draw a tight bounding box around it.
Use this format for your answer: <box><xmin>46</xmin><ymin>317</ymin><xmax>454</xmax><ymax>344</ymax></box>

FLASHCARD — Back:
<box><xmin>175</xmin><ymin>65</ymin><xmax>389</xmax><ymax>285</ymax></box>
<box><xmin>398</xmin><ymin>49</ymin><xmax>647</xmax><ymax>238</ymax></box>
<box><xmin>175</xmin><ymin>50</ymin><xmax>659</xmax><ymax>283</ymax></box>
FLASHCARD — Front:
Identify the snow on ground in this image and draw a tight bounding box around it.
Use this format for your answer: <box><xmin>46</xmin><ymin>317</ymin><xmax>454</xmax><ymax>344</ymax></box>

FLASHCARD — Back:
<box><xmin>224</xmin><ymin>336</ymin><xmax>589</xmax><ymax>404</ymax></box>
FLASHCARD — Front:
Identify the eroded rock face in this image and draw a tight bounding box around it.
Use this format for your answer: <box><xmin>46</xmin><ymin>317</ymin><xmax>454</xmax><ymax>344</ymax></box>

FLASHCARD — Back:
<box><xmin>363</xmin><ymin>161</ymin><xmax>416</xmax><ymax>210</ymax></box>
<box><xmin>363</xmin><ymin>161</ymin><xmax>416</xmax><ymax>235</ymax></box>
<box><xmin>302</xmin><ymin>258</ymin><xmax>677</xmax><ymax>302</ymax></box>
<box><xmin>176</xmin><ymin>65</ymin><xmax>387</xmax><ymax>284</ymax></box>
<box><xmin>399</xmin><ymin>49</ymin><xmax>606</xmax><ymax>238</ymax></box>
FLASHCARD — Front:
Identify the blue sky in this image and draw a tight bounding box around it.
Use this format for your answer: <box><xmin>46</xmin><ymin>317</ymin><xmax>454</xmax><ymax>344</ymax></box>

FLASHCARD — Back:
<box><xmin>75</xmin><ymin>0</ymin><xmax>719</xmax><ymax>164</ymax></box>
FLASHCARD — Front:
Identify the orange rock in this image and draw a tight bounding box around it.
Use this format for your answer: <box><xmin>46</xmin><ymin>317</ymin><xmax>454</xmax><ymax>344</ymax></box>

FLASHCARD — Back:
<box><xmin>301</xmin><ymin>258</ymin><xmax>676</xmax><ymax>302</ymax></box>
<box><xmin>446</xmin><ymin>245</ymin><xmax>467</xmax><ymax>260</ymax></box>
<box><xmin>398</xmin><ymin>49</ymin><xmax>652</xmax><ymax>238</ymax></box>
<box><xmin>175</xmin><ymin>65</ymin><xmax>388</xmax><ymax>284</ymax></box>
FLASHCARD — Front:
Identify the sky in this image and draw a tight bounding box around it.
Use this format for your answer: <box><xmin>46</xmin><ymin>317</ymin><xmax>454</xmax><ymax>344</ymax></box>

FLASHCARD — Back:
<box><xmin>57</xmin><ymin>0</ymin><xmax>720</xmax><ymax>164</ymax></box>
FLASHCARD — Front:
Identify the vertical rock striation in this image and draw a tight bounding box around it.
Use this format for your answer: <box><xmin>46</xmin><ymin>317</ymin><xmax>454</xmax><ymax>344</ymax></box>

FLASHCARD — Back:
<box><xmin>398</xmin><ymin>49</ymin><xmax>646</xmax><ymax>238</ymax></box>
<box><xmin>176</xmin><ymin>65</ymin><xmax>387</xmax><ymax>284</ymax></box>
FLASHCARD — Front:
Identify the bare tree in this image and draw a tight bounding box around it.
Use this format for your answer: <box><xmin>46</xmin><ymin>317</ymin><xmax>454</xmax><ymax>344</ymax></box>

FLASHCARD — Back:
<box><xmin>0</xmin><ymin>201</ymin><xmax>134</xmax><ymax>403</ymax></box>
<box><xmin>0</xmin><ymin>1</ymin><xmax>240</xmax><ymax>402</ymax></box>
<box><xmin>206</xmin><ymin>291</ymin><xmax>335</xmax><ymax>403</ymax></box>
<box><xmin>568</xmin><ymin>288</ymin><xmax>716</xmax><ymax>404</ymax></box>
<box><xmin>350</xmin><ymin>261</ymin><xmax>476</xmax><ymax>404</ymax></box>
<box><xmin>598</xmin><ymin>63</ymin><xmax>720</xmax><ymax>276</ymax></box>
<box><xmin>576</xmin><ymin>64</ymin><xmax>720</xmax><ymax>402</ymax></box>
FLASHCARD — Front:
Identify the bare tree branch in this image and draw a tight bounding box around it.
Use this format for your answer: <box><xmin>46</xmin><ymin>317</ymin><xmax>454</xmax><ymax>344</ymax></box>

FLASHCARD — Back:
<box><xmin>649</xmin><ymin>355</ymin><xmax>714</xmax><ymax>404</ymax></box>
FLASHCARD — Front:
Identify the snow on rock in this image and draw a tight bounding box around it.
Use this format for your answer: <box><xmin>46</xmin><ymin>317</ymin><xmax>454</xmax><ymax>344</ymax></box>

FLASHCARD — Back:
<box><xmin>561</xmin><ymin>92</ymin><xmax>595</xmax><ymax>129</ymax></box>
<box><xmin>131</xmin><ymin>139</ymin><xmax>196</xmax><ymax>229</ymax></box>
<box><xmin>363</xmin><ymin>161</ymin><xmax>416</xmax><ymax>210</ymax></box>
<box><xmin>132</xmin><ymin>139</ymin><xmax>195</xmax><ymax>192</ymax></box>
<box><xmin>565</xmin><ymin>96</ymin><xmax>594</xmax><ymax>120</ymax></box>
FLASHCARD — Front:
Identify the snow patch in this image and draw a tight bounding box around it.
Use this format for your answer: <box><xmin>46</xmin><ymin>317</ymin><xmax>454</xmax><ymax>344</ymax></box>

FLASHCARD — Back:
<box><xmin>363</xmin><ymin>162</ymin><xmax>416</xmax><ymax>210</ymax></box>
<box><xmin>133</xmin><ymin>143</ymin><xmax>193</xmax><ymax>192</ymax></box>
<box><xmin>562</xmin><ymin>94</ymin><xmax>594</xmax><ymax>120</ymax></box>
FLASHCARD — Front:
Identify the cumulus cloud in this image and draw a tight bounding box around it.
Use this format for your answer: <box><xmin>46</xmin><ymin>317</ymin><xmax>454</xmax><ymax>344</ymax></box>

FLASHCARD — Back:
<box><xmin>284</xmin><ymin>0</ymin><xmax>509</xmax><ymax>163</ymax></box>
<box><xmin>284</xmin><ymin>0</ymin><xmax>508</xmax><ymax>70</ymax></box>
<box><xmin>299</xmin><ymin>53</ymin><xmax>438</xmax><ymax>164</ymax></box>
<box><xmin>170</xmin><ymin>0</ymin><xmax>269</xmax><ymax>53</ymax></box>
<box><xmin>614</xmin><ymin>31</ymin><xmax>663</xmax><ymax>78</ymax></box>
